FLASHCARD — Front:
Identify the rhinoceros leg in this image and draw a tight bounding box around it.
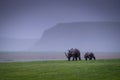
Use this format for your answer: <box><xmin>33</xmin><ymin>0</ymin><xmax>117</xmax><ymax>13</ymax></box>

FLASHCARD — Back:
<box><xmin>79</xmin><ymin>57</ymin><xmax>81</xmax><ymax>60</ymax></box>
<box><xmin>93</xmin><ymin>56</ymin><xmax>96</xmax><ymax>60</ymax></box>
<box><xmin>75</xmin><ymin>57</ymin><xmax>77</xmax><ymax>61</ymax></box>
<box><xmin>85</xmin><ymin>57</ymin><xmax>87</xmax><ymax>61</ymax></box>
<box><xmin>72</xmin><ymin>57</ymin><xmax>74</xmax><ymax>61</ymax></box>
<box><xmin>89</xmin><ymin>57</ymin><xmax>92</xmax><ymax>60</ymax></box>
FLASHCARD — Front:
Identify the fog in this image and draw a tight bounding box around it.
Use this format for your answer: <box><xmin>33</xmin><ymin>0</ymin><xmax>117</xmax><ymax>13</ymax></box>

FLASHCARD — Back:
<box><xmin>0</xmin><ymin>0</ymin><xmax>120</xmax><ymax>52</ymax></box>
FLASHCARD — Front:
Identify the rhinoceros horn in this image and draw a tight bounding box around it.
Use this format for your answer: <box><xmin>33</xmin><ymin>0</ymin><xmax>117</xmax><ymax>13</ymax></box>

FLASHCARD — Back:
<box><xmin>65</xmin><ymin>52</ymin><xmax>68</xmax><ymax>58</ymax></box>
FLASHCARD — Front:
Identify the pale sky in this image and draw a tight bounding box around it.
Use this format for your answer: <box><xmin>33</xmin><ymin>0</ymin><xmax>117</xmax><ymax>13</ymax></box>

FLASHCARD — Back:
<box><xmin>0</xmin><ymin>0</ymin><xmax>120</xmax><ymax>39</ymax></box>
<box><xmin>0</xmin><ymin>0</ymin><xmax>120</xmax><ymax>51</ymax></box>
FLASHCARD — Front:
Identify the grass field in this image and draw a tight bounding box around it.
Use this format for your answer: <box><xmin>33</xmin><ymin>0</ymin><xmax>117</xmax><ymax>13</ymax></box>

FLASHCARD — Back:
<box><xmin>0</xmin><ymin>59</ymin><xmax>120</xmax><ymax>80</ymax></box>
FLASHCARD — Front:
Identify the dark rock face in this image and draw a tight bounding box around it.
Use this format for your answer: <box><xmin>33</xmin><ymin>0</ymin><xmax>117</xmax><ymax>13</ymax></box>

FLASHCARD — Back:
<box><xmin>32</xmin><ymin>22</ymin><xmax>120</xmax><ymax>52</ymax></box>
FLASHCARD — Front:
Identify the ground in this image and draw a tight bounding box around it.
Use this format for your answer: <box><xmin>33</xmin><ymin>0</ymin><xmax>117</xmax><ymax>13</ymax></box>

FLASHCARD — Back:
<box><xmin>0</xmin><ymin>59</ymin><xmax>120</xmax><ymax>80</ymax></box>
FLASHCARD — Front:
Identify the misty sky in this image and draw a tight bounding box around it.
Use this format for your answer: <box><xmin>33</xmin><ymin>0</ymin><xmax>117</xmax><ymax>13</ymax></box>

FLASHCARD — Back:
<box><xmin>0</xmin><ymin>0</ymin><xmax>120</xmax><ymax>39</ymax></box>
<box><xmin>0</xmin><ymin>0</ymin><xmax>120</xmax><ymax>51</ymax></box>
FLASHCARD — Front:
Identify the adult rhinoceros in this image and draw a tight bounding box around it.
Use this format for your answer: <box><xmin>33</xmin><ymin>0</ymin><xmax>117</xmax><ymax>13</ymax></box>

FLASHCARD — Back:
<box><xmin>65</xmin><ymin>48</ymin><xmax>81</xmax><ymax>61</ymax></box>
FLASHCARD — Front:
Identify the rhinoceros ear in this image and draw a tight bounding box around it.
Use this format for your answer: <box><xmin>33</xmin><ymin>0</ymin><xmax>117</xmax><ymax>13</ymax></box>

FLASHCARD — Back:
<box><xmin>65</xmin><ymin>52</ymin><xmax>68</xmax><ymax>58</ymax></box>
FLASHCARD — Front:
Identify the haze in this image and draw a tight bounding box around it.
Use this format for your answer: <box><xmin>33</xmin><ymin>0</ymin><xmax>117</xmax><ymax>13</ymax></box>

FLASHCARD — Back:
<box><xmin>0</xmin><ymin>0</ymin><xmax>120</xmax><ymax>52</ymax></box>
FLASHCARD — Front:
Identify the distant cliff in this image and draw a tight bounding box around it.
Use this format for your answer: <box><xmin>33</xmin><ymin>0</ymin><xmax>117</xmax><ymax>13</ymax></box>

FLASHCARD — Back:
<box><xmin>32</xmin><ymin>22</ymin><xmax>120</xmax><ymax>52</ymax></box>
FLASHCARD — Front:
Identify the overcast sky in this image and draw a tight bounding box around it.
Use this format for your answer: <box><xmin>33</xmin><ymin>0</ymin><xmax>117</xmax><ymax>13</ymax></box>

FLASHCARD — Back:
<box><xmin>0</xmin><ymin>0</ymin><xmax>120</xmax><ymax>39</ymax></box>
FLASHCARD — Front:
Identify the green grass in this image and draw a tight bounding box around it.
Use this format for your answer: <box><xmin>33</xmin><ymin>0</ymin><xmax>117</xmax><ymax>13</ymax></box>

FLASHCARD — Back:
<box><xmin>0</xmin><ymin>59</ymin><xmax>120</xmax><ymax>80</ymax></box>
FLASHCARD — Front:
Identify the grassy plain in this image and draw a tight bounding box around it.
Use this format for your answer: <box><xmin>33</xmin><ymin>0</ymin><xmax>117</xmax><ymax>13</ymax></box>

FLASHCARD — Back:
<box><xmin>0</xmin><ymin>59</ymin><xmax>120</xmax><ymax>80</ymax></box>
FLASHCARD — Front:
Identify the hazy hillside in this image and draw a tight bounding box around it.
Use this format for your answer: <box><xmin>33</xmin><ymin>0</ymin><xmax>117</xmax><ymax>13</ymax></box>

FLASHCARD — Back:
<box><xmin>32</xmin><ymin>22</ymin><xmax>120</xmax><ymax>52</ymax></box>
